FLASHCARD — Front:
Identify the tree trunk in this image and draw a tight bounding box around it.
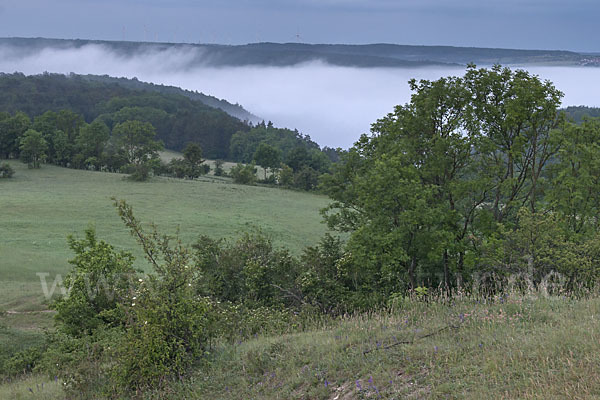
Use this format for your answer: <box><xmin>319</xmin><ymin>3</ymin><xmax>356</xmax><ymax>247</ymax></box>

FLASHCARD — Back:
<box><xmin>456</xmin><ymin>251</ymin><xmax>464</xmax><ymax>289</ymax></box>
<box><xmin>409</xmin><ymin>255</ymin><xmax>416</xmax><ymax>290</ymax></box>
<box><xmin>443</xmin><ymin>249</ymin><xmax>450</xmax><ymax>291</ymax></box>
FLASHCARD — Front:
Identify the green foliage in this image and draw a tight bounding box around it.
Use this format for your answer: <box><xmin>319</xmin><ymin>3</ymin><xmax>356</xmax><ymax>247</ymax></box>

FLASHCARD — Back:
<box><xmin>19</xmin><ymin>129</ymin><xmax>47</xmax><ymax>168</ymax></box>
<box><xmin>75</xmin><ymin>120</ymin><xmax>110</xmax><ymax>170</ymax></box>
<box><xmin>293</xmin><ymin>166</ymin><xmax>321</xmax><ymax>191</ymax></box>
<box><xmin>547</xmin><ymin>117</ymin><xmax>600</xmax><ymax>236</ymax></box>
<box><xmin>253</xmin><ymin>142</ymin><xmax>281</xmax><ymax>180</ymax></box>
<box><xmin>38</xmin><ymin>201</ymin><xmax>221</xmax><ymax>395</ymax></box>
<box><xmin>277</xmin><ymin>164</ymin><xmax>294</xmax><ymax>187</ymax></box>
<box><xmin>213</xmin><ymin>159</ymin><xmax>225</xmax><ymax>176</ymax></box>
<box><xmin>0</xmin><ymin>111</ymin><xmax>30</xmax><ymax>159</ymax></box>
<box><xmin>229</xmin><ymin>121</ymin><xmax>321</xmax><ymax>164</ymax></box>
<box><xmin>480</xmin><ymin>208</ymin><xmax>600</xmax><ymax>291</ymax></box>
<box><xmin>38</xmin><ymin>327</ymin><xmax>123</xmax><ymax>398</ymax></box>
<box><xmin>112</xmin><ymin>199</ymin><xmax>216</xmax><ymax>392</ymax></box>
<box><xmin>563</xmin><ymin>105</ymin><xmax>600</xmax><ymax>123</ymax></box>
<box><xmin>194</xmin><ymin>231</ymin><xmax>300</xmax><ymax>308</ymax></box>
<box><xmin>167</xmin><ymin>142</ymin><xmax>209</xmax><ymax>179</ymax></box>
<box><xmin>297</xmin><ymin>234</ymin><xmax>354</xmax><ymax>312</ymax></box>
<box><xmin>52</xmin><ymin>227</ymin><xmax>135</xmax><ymax>336</ymax></box>
<box><xmin>112</xmin><ymin>120</ymin><xmax>163</xmax><ymax>166</ymax></box>
<box><xmin>0</xmin><ymin>73</ymin><xmax>250</xmax><ymax>158</ymax></box>
<box><xmin>2</xmin><ymin>345</ymin><xmax>46</xmax><ymax>377</ymax></box>
<box><xmin>230</xmin><ymin>163</ymin><xmax>257</xmax><ymax>185</ymax></box>
<box><xmin>0</xmin><ymin>162</ymin><xmax>14</xmax><ymax>178</ymax></box>
<box><xmin>321</xmin><ymin>65</ymin><xmax>573</xmax><ymax>296</ymax></box>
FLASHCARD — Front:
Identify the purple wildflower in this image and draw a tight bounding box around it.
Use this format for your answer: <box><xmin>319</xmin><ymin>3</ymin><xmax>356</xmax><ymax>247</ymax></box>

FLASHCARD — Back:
<box><xmin>356</xmin><ymin>380</ymin><xmax>362</xmax><ymax>390</ymax></box>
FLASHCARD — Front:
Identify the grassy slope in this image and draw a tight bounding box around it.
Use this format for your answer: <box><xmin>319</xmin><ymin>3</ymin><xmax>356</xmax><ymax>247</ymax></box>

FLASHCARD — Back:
<box><xmin>3</xmin><ymin>294</ymin><xmax>599</xmax><ymax>399</ymax></box>
<box><xmin>184</xmin><ymin>295</ymin><xmax>600</xmax><ymax>399</ymax></box>
<box><xmin>0</xmin><ymin>159</ymin><xmax>330</xmax><ymax>396</ymax></box>
<box><xmin>0</xmin><ymin>160</ymin><xmax>330</xmax><ymax>312</ymax></box>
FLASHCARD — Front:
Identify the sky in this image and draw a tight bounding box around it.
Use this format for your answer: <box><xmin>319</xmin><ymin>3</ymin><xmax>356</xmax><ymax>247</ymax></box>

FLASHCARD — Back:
<box><xmin>0</xmin><ymin>0</ymin><xmax>598</xmax><ymax>52</ymax></box>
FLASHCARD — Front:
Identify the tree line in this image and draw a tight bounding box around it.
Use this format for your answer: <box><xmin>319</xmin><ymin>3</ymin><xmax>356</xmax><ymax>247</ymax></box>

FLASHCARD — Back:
<box><xmin>0</xmin><ymin>109</ymin><xmax>212</xmax><ymax>181</ymax></box>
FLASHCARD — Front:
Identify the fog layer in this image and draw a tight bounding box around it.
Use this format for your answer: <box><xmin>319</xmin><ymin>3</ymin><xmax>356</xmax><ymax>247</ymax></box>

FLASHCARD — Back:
<box><xmin>0</xmin><ymin>44</ymin><xmax>598</xmax><ymax>149</ymax></box>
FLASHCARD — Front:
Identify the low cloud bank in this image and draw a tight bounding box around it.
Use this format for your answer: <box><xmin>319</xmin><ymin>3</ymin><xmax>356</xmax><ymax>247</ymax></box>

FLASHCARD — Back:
<box><xmin>0</xmin><ymin>44</ymin><xmax>598</xmax><ymax>149</ymax></box>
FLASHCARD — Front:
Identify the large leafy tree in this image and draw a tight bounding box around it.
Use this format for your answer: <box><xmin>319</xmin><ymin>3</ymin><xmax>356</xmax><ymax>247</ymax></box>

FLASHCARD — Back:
<box><xmin>253</xmin><ymin>142</ymin><xmax>281</xmax><ymax>180</ymax></box>
<box><xmin>547</xmin><ymin>118</ymin><xmax>600</xmax><ymax>236</ymax></box>
<box><xmin>465</xmin><ymin>65</ymin><xmax>564</xmax><ymax>221</ymax></box>
<box><xmin>19</xmin><ymin>129</ymin><xmax>48</xmax><ymax>168</ymax></box>
<box><xmin>76</xmin><ymin>120</ymin><xmax>111</xmax><ymax>169</ymax></box>
<box><xmin>0</xmin><ymin>112</ymin><xmax>31</xmax><ymax>159</ymax></box>
<box><xmin>322</xmin><ymin>65</ymin><xmax>565</xmax><ymax>291</ymax></box>
<box><xmin>111</xmin><ymin>120</ymin><xmax>163</xmax><ymax>166</ymax></box>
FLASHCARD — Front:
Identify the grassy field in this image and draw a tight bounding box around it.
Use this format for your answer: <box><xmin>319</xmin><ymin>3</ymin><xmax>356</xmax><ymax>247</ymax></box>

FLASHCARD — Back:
<box><xmin>0</xmin><ymin>160</ymin><xmax>331</xmax><ymax>313</ymax></box>
<box><xmin>0</xmin><ymin>159</ymin><xmax>331</xmax><ymax>397</ymax></box>
<box><xmin>2</xmin><ymin>293</ymin><xmax>599</xmax><ymax>399</ymax></box>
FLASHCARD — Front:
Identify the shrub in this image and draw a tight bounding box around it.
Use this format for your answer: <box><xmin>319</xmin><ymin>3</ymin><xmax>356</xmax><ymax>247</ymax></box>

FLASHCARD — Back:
<box><xmin>120</xmin><ymin>161</ymin><xmax>158</xmax><ymax>181</ymax></box>
<box><xmin>38</xmin><ymin>328</ymin><xmax>123</xmax><ymax>399</ymax></box>
<box><xmin>213</xmin><ymin>159</ymin><xmax>225</xmax><ymax>176</ymax></box>
<box><xmin>112</xmin><ymin>199</ymin><xmax>216</xmax><ymax>392</ymax></box>
<box><xmin>194</xmin><ymin>231</ymin><xmax>301</xmax><ymax>308</ymax></box>
<box><xmin>277</xmin><ymin>164</ymin><xmax>294</xmax><ymax>187</ymax></box>
<box><xmin>39</xmin><ymin>202</ymin><xmax>219</xmax><ymax>396</ymax></box>
<box><xmin>230</xmin><ymin>163</ymin><xmax>257</xmax><ymax>184</ymax></box>
<box><xmin>0</xmin><ymin>163</ymin><xmax>14</xmax><ymax>178</ymax></box>
<box><xmin>52</xmin><ymin>227</ymin><xmax>136</xmax><ymax>336</ymax></box>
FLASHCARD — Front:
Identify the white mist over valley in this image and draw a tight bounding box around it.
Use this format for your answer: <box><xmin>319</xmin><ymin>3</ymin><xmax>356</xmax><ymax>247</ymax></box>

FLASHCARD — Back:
<box><xmin>1</xmin><ymin>44</ymin><xmax>598</xmax><ymax>149</ymax></box>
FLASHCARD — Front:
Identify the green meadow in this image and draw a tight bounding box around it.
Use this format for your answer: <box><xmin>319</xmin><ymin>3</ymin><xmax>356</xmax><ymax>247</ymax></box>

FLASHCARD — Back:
<box><xmin>0</xmin><ymin>160</ymin><xmax>331</xmax><ymax>312</ymax></box>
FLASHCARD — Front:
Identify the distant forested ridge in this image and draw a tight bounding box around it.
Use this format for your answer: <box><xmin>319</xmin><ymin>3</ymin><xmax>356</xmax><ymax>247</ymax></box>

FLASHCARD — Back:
<box><xmin>0</xmin><ymin>72</ymin><xmax>250</xmax><ymax>158</ymax></box>
<box><xmin>0</xmin><ymin>37</ymin><xmax>594</xmax><ymax>67</ymax></box>
<box><xmin>563</xmin><ymin>106</ymin><xmax>600</xmax><ymax>123</ymax></box>
<box><xmin>78</xmin><ymin>74</ymin><xmax>259</xmax><ymax>123</ymax></box>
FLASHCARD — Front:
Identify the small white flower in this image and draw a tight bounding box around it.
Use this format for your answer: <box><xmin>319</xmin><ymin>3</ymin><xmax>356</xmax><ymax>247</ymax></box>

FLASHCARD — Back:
<box><xmin>188</xmin><ymin>283</ymin><xmax>192</xmax><ymax>287</ymax></box>
<box><xmin>144</xmin><ymin>321</ymin><xmax>148</xmax><ymax>325</ymax></box>
<box><xmin>139</xmin><ymin>278</ymin><xmax>143</xmax><ymax>282</ymax></box>
<box><xmin>132</xmin><ymin>296</ymin><xmax>136</xmax><ymax>300</ymax></box>
<box><xmin>131</xmin><ymin>303</ymin><xmax>135</xmax><ymax>306</ymax></box>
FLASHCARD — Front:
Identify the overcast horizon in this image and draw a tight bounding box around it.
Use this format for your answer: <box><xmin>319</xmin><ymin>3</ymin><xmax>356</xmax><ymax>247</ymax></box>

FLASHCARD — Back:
<box><xmin>0</xmin><ymin>0</ymin><xmax>599</xmax><ymax>53</ymax></box>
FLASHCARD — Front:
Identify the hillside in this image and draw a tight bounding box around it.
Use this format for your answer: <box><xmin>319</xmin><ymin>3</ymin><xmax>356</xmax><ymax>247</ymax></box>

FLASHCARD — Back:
<box><xmin>0</xmin><ymin>72</ymin><xmax>251</xmax><ymax>158</ymax></box>
<box><xmin>0</xmin><ymin>161</ymin><xmax>331</xmax><ymax>311</ymax></box>
<box><xmin>77</xmin><ymin>74</ymin><xmax>259</xmax><ymax>123</ymax></box>
<box><xmin>563</xmin><ymin>106</ymin><xmax>600</xmax><ymax>123</ymax></box>
<box><xmin>0</xmin><ymin>37</ymin><xmax>593</xmax><ymax>68</ymax></box>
